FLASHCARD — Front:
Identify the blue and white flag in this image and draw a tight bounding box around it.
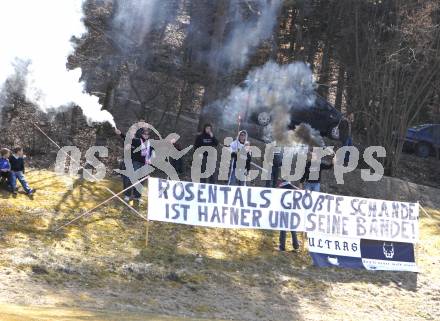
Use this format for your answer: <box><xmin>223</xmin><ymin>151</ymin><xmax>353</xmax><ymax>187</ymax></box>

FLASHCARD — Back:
<box><xmin>308</xmin><ymin>233</ymin><xmax>418</xmax><ymax>272</ymax></box>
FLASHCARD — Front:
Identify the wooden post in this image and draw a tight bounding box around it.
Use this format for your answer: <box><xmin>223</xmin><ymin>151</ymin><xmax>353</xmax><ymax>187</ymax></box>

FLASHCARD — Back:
<box><xmin>145</xmin><ymin>218</ymin><xmax>150</xmax><ymax>247</ymax></box>
<box><xmin>145</xmin><ymin>179</ymin><xmax>150</xmax><ymax>247</ymax></box>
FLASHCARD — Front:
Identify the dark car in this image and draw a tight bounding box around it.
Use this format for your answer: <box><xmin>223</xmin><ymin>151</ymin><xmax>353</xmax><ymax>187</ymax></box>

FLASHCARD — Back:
<box><xmin>241</xmin><ymin>94</ymin><xmax>342</xmax><ymax>142</ymax></box>
<box><xmin>404</xmin><ymin>124</ymin><xmax>440</xmax><ymax>158</ymax></box>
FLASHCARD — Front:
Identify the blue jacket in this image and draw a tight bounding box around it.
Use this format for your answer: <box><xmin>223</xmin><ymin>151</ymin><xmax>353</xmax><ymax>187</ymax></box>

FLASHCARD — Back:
<box><xmin>0</xmin><ymin>157</ymin><xmax>10</xmax><ymax>172</ymax></box>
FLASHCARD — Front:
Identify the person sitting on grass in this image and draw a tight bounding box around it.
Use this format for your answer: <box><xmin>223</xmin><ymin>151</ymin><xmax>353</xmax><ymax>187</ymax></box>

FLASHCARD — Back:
<box><xmin>9</xmin><ymin>147</ymin><xmax>35</xmax><ymax>195</ymax></box>
<box><xmin>0</xmin><ymin>148</ymin><xmax>11</xmax><ymax>187</ymax></box>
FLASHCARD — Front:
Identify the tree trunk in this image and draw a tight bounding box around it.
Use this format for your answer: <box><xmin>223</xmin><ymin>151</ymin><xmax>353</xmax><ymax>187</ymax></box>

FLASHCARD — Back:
<box><xmin>335</xmin><ymin>65</ymin><xmax>346</xmax><ymax>111</ymax></box>
<box><xmin>198</xmin><ymin>0</ymin><xmax>229</xmax><ymax>131</ymax></box>
<box><xmin>317</xmin><ymin>40</ymin><xmax>332</xmax><ymax>99</ymax></box>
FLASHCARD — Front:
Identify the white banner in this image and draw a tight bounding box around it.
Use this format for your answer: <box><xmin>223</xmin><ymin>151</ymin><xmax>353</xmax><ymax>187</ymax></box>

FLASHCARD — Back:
<box><xmin>308</xmin><ymin>233</ymin><xmax>361</xmax><ymax>258</ymax></box>
<box><xmin>148</xmin><ymin>178</ymin><xmax>419</xmax><ymax>243</ymax></box>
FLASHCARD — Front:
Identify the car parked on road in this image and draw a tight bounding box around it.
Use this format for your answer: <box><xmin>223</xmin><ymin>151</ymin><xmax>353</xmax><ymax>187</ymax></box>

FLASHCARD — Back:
<box><xmin>404</xmin><ymin>124</ymin><xmax>440</xmax><ymax>158</ymax></box>
<box><xmin>241</xmin><ymin>94</ymin><xmax>342</xmax><ymax>142</ymax></box>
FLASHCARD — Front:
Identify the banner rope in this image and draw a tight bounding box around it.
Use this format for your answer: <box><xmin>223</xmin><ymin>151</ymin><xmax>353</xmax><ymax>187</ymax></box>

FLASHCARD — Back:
<box><xmin>55</xmin><ymin>176</ymin><xmax>150</xmax><ymax>231</ymax></box>
<box><xmin>32</xmin><ymin>122</ymin><xmax>147</xmax><ymax>222</ymax></box>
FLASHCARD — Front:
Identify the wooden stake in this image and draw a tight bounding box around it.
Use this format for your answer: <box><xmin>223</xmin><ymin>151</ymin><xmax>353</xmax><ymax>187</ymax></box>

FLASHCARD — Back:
<box><xmin>145</xmin><ymin>212</ymin><xmax>150</xmax><ymax>247</ymax></box>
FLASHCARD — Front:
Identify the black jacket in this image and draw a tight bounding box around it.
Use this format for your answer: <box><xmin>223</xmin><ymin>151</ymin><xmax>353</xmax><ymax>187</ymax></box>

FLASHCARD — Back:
<box><xmin>194</xmin><ymin>133</ymin><xmax>218</xmax><ymax>149</ymax></box>
<box><xmin>131</xmin><ymin>137</ymin><xmax>144</xmax><ymax>163</ymax></box>
<box><xmin>131</xmin><ymin>138</ymin><xmax>154</xmax><ymax>164</ymax></box>
<box><xmin>9</xmin><ymin>155</ymin><xmax>25</xmax><ymax>172</ymax></box>
<box><xmin>124</xmin><ymin>129</ymin><xmax>154</xmax><ymax>164</ymax></box>
<box><xmin>300</xmin><ymin>160</ymin><xmax>333</xmax><ymax>184</ymax></box>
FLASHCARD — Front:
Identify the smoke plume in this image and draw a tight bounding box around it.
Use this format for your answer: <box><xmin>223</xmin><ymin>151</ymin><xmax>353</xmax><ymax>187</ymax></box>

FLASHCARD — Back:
<box><xmin>216</xmin><ymin>61</ymin><xmax>324</xmax><ymax>146</ymax></box>
<box><xmin>112</xmin><ymin>0</ymin><xmax>163</xmax><ymax>50</ymax></box>
<box><xmin>0</xmin><ymin>0</ymin><xmax>115</xmax><ymax>127</ymax></box>
<box><xmin>212</xmin><ymin>0</ymin><xmax>282</xmax><ymax>71</ymax></box>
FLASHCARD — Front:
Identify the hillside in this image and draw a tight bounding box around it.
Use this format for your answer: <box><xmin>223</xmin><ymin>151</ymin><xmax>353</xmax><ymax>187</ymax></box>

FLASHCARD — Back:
<box><xmin>0</xmin><ymin>170</ymin><xmax>439</xmax><ymax>321</ymax></box>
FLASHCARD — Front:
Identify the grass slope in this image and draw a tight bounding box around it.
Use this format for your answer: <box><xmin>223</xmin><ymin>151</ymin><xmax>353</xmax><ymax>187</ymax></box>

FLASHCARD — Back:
<box><xmin>0</xmin><ymin>170</ymin><xmax>439</xmax><ymax>321</ymax></box>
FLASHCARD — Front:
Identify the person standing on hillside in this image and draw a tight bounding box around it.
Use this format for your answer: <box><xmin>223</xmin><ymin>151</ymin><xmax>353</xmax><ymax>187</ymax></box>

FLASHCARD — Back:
<box><xmin>339</xmin><ymin>114</ymin><xmax>353</xmax><ymax>166</ymax></box>
<box><xmin>115</xmin><ymin>127</ymin><xmax>154</xmax><ymax>202</ymax></box>
<box><xmin>194</xmin><ymin>124</ymin><xmax>218</xmax><ymax>184</ymax></box>
<box><xmin>278</xmin><ymin>180</ymin><xmax>300</xmax><ymax>252</ymax></box>
<box><xmin>265</xmin><ymin>143</ymin><xmax>283</xmax><ymax>188</ymax></box>
<box><xmin>300</xmin><ymin>148</ymin><xmax>335</xmax><ymax>192</ymax></box>
<box><xmin>228</xmin><ymin>130</ymin><xmax>251</xmax><ymax>186</ymax></box>
<box><xmin>130</xmin><ymin>128</ymin><xmax>154</xmax><ymax>202</ymax></box>
<box><xmin>0</xmin><ymin>148</ymin><xmax>11</xmax><ymax>187</ymax></box>
<box><xmin>9</xmin><ymin>147</ymin><xmax>35</xmax><ymax>196</ymax></box>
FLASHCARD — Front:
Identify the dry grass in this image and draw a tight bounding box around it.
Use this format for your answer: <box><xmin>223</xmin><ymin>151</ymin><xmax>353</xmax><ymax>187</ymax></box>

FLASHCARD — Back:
<box><xmin>0</xmin><ymin>304</ymin><xmax>222</xmax><ymax>321</ymax></box>
<box><xmin>0</xmin><ymin>170</ymin><xmax>439</xmax><ymax>321</ymax></box>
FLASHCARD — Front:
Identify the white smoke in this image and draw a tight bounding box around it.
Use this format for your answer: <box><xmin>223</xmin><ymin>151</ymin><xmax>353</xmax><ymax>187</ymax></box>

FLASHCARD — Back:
<box><xmin>112</xmin><ymin>0</ymin><xmax>175</xmax><ymax>51</ymax></box>
<box><xmin>0</xmin><ymin>0</ymin><xmax>115</xmax><ymax>127</ymax></box>
<box><xmin>112</xmin><ymin>0</ymin><xmax>160</xmax><ymax>49</ymax></box>
<box><xmin>212</xmin><ymin>0</ymin><xmax>282</xmax><ymax>71</ymax></box>
<box><xmin>216</xmin><ymin>61</ymin><xmax>322</xmax><ymax>146</ymax></box>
